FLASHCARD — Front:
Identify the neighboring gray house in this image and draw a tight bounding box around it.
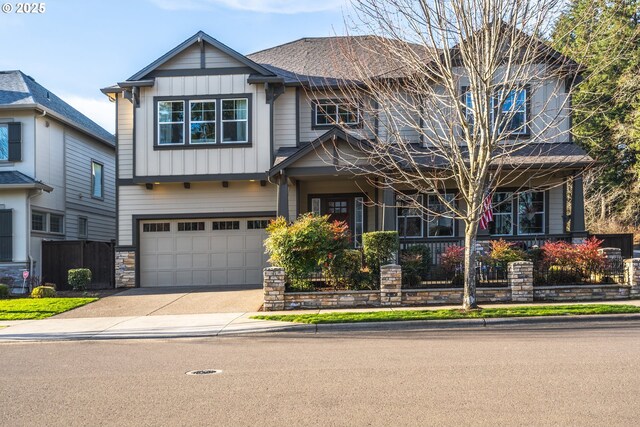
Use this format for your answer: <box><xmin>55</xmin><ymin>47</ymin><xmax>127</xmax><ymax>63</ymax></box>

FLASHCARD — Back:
<box><xmin>103</xmin><ymin>31</ymin><xmax>591</xmax><ymax>289</ymax></box>
<box><xmin>0</xmin><ymin>70</ymin><xmax>115</xmax><ymax>285</ymax></box>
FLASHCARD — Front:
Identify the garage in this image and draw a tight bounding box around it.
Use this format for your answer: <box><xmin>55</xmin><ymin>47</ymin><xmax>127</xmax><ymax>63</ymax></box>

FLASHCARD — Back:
<box><xmin>139</xmin><ymin>217</ymin><xmax>271</xmax><ymax>287</ymax></box>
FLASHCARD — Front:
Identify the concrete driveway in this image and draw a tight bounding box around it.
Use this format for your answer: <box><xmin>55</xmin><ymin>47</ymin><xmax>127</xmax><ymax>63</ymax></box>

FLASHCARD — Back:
<box><xmin>55</xmin><ymin>285</ymin><xmax>263</xmax><ymax>318</ymax></box>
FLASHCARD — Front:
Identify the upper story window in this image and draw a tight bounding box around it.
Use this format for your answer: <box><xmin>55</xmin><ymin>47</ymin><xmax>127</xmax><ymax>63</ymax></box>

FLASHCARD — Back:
<box><xmin>0</xmin><ymin>124</ymin><xmax>8</xmax><ymax>161</ymax></box>
<box><xmin>190</xmin><ymin>101</ymin><xmax>216</xmax><ymax>144</ymax></box>
<box><xmin>91</xmin><ymin>161</ymin><xmax>104</xmax><ymax>199</ymax></box>
<box><xmin>155</xmin><ymin>95</ymin><xmax>251</xmax><ymax>148</ymax></box>
<box><xmin>158</xmin><ymin>101</ymin><xmax>185</xmax><ymax>145</ymax></box>
<box><xmin>222</xmin><ymin>99</ymin><xmax>248</xmax><ymax>143</ymax></box>
<box><xmin>464</xmin><ymin>87</ymin><xmax>528</xmax><ymax>136</ymax></box>
<box><xmin>313</xmin><ymin>100</ymin><xmax>360</xmax><ymax>127</ymax></box>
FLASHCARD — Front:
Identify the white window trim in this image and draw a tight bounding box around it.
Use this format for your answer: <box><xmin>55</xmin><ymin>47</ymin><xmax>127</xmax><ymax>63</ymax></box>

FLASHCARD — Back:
<box><xmin>497</xmin><ymin>88</ymin><xmax>528</xmax><ymax>135</ymax></box>
<box><xmin>91</xmin><ymin>161</ymin><xmax>104</xmax><ymax>199</ymax></box>
<box><xmin>396</xmin><ymin>194</ymin><xmax>423</xmax><ymax>239</ymax></box>
<box><xmin>189</xmin><ymin>100</ymin><xmax>217</xmax><ymax>144</ymax></box>
<box><xmin>517</xmin><ymin>191</ymin><xmax>545</xmax><ymax>236</ymax></box>
<box><xmin>221</xmin><ymin>98</ymin><xmax>249</xmax><ymax>143</ymax></box>
<box><xmin>157</xmin><ymin>100</ymin><xmax>185</xmax><ymax>145</ymax></box>
<box><xmin>490</xmin><ymin>192</ymin><xmax>514</xmax><ymax>236</ymax></box>
<box><xmin>464</xmin><ymin>87</ymin><xmax>528</xmax><ymax>136</ymax></box>
<box><xmin>313</xmin><ymin>100</ymin><xmax>360</xmax><ymax>126</ymax></box>
<box><xmin>31</xmin><ymin>210</ymin><xmax>64</xmax><ymax>235</ymax></box>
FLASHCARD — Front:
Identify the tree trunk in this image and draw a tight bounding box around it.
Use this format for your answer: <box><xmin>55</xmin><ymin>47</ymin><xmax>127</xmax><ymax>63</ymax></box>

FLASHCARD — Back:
<box><xmin>462</xmin><ymin>221</ymin><xmax>479</xmax><ymax>310</ymax></box>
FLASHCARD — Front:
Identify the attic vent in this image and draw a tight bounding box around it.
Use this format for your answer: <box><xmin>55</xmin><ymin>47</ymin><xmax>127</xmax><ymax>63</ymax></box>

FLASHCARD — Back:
<box><xmin>46</xmin><ymin>91</ymin><xmax>50</xmax><ymax>100</ymax></box>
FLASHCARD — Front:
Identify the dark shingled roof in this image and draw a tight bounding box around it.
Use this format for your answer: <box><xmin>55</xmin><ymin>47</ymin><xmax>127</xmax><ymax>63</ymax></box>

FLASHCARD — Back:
<box><xmin>247</xmin><ymin>36</ymin><xmax>431</xmax><ymax>86</ymax></box>
<box><xmin>0</xmin><ymin>71</ymin><xmax>114</xmax><ymax>145</ymax></box>
<box><xmin>0</xmin><ymin>170</ymin><xmax>52</xmax><ymax>191</ymax></box>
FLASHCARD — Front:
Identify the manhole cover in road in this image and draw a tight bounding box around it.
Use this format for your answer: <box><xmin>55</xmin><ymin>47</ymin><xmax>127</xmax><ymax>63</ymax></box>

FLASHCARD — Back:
<box><xmin>186</xmin><ymin>369</ymin><xmax>222</xmax><ymax>376</ymax></box>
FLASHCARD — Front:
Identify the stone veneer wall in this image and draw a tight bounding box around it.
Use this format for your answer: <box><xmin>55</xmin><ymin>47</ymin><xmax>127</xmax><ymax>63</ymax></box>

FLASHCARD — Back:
<box><xmin>285</xmin><ymin>291</ymin><xmax>380</xmax><ymax>310</ymax></box>
<box><xmin>534</xmin><ymin>285</ymin><xmax>630</xmax><ymax>302</ymax></box>
<box><xmin>115</xmin><ymin>250</ymin><xmax>136</xmax><ymax>288</ymax></box>
<box><xmin>263</xmin><ymin>259</ymin><xmax>640</xmax><ymax>311</ymax></box>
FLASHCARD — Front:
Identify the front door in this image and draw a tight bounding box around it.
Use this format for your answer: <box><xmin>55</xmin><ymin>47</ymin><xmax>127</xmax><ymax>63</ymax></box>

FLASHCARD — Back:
<box><xmin>325</xmin><ymin>198</ymin><xmax>350</xmax><ymax>226</ymax></box>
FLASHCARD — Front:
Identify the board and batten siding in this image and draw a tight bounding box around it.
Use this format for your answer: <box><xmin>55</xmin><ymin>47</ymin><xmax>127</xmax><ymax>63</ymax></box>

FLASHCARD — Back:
<box><xmin>156</xmin><ymin>43</ymin><xmax>245</xmax><ymax>71</ymax></box>
<box><xmin>64</xmin><ymin>128</ymin><xmax>116</xmax><ymax>241</ymax></box>
<box><xmin>547</xmin><ymin>184</ymin><xmax>564</xmax><ymax>235</ymax></box>
<box><xmin>273</xmin><ymin>87</ymin><xmax>297</xmax><ymax>149</ymax></box>
<box><xmin>134</xmin><ymin>75</ymin><xmax>270</xmax><ymax>177</ymax></box>
<box><xmin>117</xmin><ymin>95</ymin><xmax>134</xmax><ymax>179</ymax></box>
<box><xmin>118</xmin><ymin>181</ymin><xmax>278</xmax><ymax>245</ymax></box>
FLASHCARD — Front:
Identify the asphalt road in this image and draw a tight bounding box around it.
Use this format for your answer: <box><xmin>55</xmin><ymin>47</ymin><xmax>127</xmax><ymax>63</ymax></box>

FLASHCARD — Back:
<box><xmin>1</xmin><ymin>321</ymin><xmax>639</xmax><ymax>426</ymax></box>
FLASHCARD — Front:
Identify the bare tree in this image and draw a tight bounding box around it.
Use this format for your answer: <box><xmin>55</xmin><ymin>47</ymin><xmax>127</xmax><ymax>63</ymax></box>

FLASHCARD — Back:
<box><xmin>306</xmin><ymin>0</ymin><xmax>629</xmax><ymax>309</ymax></box>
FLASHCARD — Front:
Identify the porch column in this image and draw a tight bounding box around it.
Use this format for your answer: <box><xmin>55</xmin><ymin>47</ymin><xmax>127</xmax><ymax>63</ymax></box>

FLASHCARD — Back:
<box><xmin>277</xmin><ymin>171</ymin><xmax>289</xmax><ymax>219</ymax></box>
<box><xmin>382</xmin><ymin>187</ymin><xmax>396</xmax><ymax>231</ymax></box>
<box><xmin>570</xmin><ymin>173</ymin><xmax>587</xmax><ymax>241</ymax></box>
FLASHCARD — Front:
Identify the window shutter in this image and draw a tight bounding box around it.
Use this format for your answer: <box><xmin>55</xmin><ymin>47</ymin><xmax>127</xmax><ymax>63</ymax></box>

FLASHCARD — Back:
<box><xmin>0</xmin><ymin>209</ymin><xmax>13</xmax><ymax>262</ymax></box>
<box><xmin>8</xmin><ymin>122</ymin><xmax>22</xmax><ymax>162</ymax></box>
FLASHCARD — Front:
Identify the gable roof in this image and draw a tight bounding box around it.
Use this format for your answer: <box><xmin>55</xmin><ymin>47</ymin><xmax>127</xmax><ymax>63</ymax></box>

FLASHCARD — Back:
<box><xmin>270</xmin><ymin>127</ymin><xmax>371</xmax><ymax>175</ymax></box>
<box><xmin>248</xmin><ymin>36</ymin><xmax>432</xmax><ymax>86</ymax></box>
<box><xmin>0</xmin><ymin>70</ymin><xmax>114</xmax><ymax>146</ymax></box>
<box><xmin>128</xmin><ymin>31</ymin><xmax>276</xmax><ymax>81</ymax></box>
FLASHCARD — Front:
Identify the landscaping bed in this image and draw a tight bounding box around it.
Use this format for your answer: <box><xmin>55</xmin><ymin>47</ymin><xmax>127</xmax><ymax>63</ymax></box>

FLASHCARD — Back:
<box><xmin>0</xmin><ymin>298</ymin><xmax>97</xmax><ymax>320</ymax></box>
<box><xmin>252</xmin><ymin>304</ymin><xmax>640</xmax><ymax>324</ymax></box>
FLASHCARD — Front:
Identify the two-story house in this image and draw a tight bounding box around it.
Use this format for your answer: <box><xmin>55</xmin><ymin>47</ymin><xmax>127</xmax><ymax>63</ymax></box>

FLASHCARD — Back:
<box><xmin>104</xmin><ymin>31</ymin><xmax>592</xmax><ymax>288</ymax></box>
<box><xmin>0</xmin><ymin>71</ymin><xmax>115</xmax><ymax>286</ymax></box>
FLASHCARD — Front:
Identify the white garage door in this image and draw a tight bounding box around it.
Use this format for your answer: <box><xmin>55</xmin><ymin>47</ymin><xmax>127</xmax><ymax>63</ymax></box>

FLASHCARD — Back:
<box><xmin>139</xmin><ymin>218</ymin><xmax>271</xmax><ymax>287</ymax></box>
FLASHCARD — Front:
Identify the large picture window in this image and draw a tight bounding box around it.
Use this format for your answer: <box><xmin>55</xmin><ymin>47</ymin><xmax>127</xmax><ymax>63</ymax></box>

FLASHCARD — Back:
<box><xmin>518</xmin><ymin>191</ymin><xmax>544</xmax><ymax>234</ymax></box>
<box><xmin>314</xmin><ymin>100</ymin><xmax>359</xmax><ymax>127</ymax></box>
<box><xmin>222</xmin><ymin>99</ymin><xmax>248</xmax><ymax>143</ymax></box>
<box><xmin>158</xmin><ymin>101</ymin><xmax>185</xmax><ymax>145</ymax></box>
<box><xmin>397</xmin><ymin>194</ymin><xmax>423</xmax><ymax>238</ymax></box>
<box><xmin>490</xmin><ymin>192</ymin><xmax>513</xmax><ymax>235</ymax></box>
<box><xmin>427</xmin><ymin>194</ymin><xmax>455</xmax><ymax>237</ymax></box>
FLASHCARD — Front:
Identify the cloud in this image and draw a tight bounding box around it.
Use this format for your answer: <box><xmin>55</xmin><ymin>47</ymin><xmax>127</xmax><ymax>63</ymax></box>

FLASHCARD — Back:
<box><xmin>60</xmin><ymin>94</ymin><xmax>115</xmax><ymax>134</ymax></box>
<box><xmin>148</xmin><ymin>0</ymin><xmax>346</xmax><ymax>14</ymax></box>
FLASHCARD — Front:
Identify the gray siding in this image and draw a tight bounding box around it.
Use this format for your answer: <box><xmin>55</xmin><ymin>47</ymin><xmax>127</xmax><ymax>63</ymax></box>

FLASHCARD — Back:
<box><xmin>157</xmin><ymin>43</ymin><xmax>245</xmax><ymax>70</ymax></box>
<box><xmin>117</xmin><ymin>95</ymin><xmax>134</xmax><ymax>179</ymax></box>
<box><xmin>64</xmin><ymin>128</ymin><xmax>116</xmax><ymax>241</ymax></box>
<box><xmin>273</xmin><ymin>87</ymin><xmax>297</xmax><ymax>149</ymax></box>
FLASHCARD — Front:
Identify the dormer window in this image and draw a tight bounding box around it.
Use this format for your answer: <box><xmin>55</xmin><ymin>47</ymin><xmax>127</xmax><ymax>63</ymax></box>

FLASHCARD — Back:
<box><xmin>313</xmin><ymin>99</ymin><xmax>360</xmax><ymax>128</ymax></box>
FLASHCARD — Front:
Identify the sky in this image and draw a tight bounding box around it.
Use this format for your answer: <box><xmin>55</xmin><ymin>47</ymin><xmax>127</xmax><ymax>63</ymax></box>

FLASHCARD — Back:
<box><xmin>0</xmin><ymin>0</ymin><xmax>351</xmax><ymax>133</ymax></box>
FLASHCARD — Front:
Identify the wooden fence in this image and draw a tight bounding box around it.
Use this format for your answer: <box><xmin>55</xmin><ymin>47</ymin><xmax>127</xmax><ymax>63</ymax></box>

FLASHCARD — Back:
<box><xmin>41</xmin><ymin>240</ymin><xmax>115</xmax><ymax>290</ymax></box>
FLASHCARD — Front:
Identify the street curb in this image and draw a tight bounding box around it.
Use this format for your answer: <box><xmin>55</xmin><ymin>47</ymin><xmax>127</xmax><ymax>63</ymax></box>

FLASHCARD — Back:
<box><xmin>259</xmin><ymin>313</ymin><xmax>640</xmax><ymax>334</ymax></box>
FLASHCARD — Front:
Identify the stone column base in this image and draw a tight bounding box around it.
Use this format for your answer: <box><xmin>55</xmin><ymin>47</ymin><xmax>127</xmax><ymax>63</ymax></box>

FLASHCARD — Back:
<box><xmin>115</xmin><ymin>249</ymin><xmax>136</xmax><ymax>288</ymax></box>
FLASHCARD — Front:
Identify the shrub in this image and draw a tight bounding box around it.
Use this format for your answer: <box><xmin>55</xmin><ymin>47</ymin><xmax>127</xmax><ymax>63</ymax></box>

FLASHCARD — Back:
<box><xmin>487</xmin><ymin>239</ymin><xmax>526</xmax><ymax>265</ymax></box>
<box><xmin>362</xmin><ymin>231</ymin><xmax>399</xmax><ymax>274</ymax></box>
<box><xmin>265</xmin><ymin>214</ymin><xmax>350</xmax><ymax>289</ymax></box>
<box><xmin>31</xmin><ymin>285</ymin><xmax>57</xmax><ymax>298</ymax></box>
<box><xmin>400</xmin><ymin>245</ymin><xmax>432</xmax><ymax>287</ymax></box>
<box><xmin>68</xmin><ymin>268</ymin><xmax>92</xmax><ymax>291</ymax></box>
<box><xmin>324</xmin><ymin>249</ymin><xmax>363</xmax><ymax>289</ymax></box>
<box><xmin>441</xmin><ymin>245</ymin><xmax>464</xmax><ymax>272</ymax></box>
<box><xmin>545</xmin><ymin>265</ymin><xmax>582</xmax><ymax>285</ymax></box>
<box><xmin>0</xmin><ymin>284</ymin><xmax>9</xmax><ymax>298</ymax></box>
<box><xmin>541</xmin><ymin>237</ymin><xmax>605</xmax><ymax>270</ymax></box>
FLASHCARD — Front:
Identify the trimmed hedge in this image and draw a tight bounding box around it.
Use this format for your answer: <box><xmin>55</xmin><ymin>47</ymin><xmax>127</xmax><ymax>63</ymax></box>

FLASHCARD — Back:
<box><xmin>363</xmin><ymin>231</ymin><xmax>399</xmax><ymax>276</ymax></box>
<box><xmin>31</xmin><ymin>286</ymin><xmax>57</xmax><ymax>298</ymax></box>
<box><xmin>68</xmin><ymin>268</ymin><xmax>92</xmax><ymax>291</ymax></box>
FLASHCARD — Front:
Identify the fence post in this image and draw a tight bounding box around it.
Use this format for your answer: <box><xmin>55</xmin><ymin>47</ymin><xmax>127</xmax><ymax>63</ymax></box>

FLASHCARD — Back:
<box><xmin>380</xmin><ymin>264</ymin><xmax>402</xmax><ymax>306</ymax></box>
<box><xmin>624</xmin><ymin>259</ymin><xmax>640</xmax><ymax>298</ymax></box>
<box><xmin>508</xmin><ymin>261</ymin><xmax>534</xmax><ymax>303</ymax></box>
<box><xmin>263</xmin><ymin>267</ymin><xmax>286</xmax><ymax>311</ymax></box>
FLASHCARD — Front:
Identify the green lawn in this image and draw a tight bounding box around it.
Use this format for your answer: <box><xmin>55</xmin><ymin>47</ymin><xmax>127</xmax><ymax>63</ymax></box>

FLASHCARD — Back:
<box><xmin>0</xmin><ymin>298</ymin><xmax>97</xmax><ymax>320</ymax></box>
<box><xmin>252</xmin><ymin>304</ymin><xmax>640</xmax><ymax>324</ymax></box>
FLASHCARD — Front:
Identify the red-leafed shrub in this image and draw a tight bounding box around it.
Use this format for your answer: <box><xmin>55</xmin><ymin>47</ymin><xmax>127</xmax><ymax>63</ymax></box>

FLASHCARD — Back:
<box><xmin>541</xmin><ymin>237</ymin><xmax>605</xmax><ymax>270</ymax></box>
<box><xmin>441</xmin><ymin>245</ymin><xmax>464</xmax><ymax>271</ymax></box>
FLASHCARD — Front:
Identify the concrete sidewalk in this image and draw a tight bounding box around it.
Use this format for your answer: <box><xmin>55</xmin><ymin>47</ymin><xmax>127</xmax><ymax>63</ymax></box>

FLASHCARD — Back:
<box><xmin>1</xmin><ymin>299</ymin><xmax>640</xmax><ymax>341</ymax></box>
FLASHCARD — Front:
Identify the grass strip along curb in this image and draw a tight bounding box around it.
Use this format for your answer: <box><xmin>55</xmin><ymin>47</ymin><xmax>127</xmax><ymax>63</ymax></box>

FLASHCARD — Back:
<box><xmin>0</xmin><ymin>298</ymin><xmax>97</xmax><ymax>320</ymax></box>
<box><xmin>252</xmin><ymin>304</ymin><xmax>640</xmax><ymax>324</ymax></box>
